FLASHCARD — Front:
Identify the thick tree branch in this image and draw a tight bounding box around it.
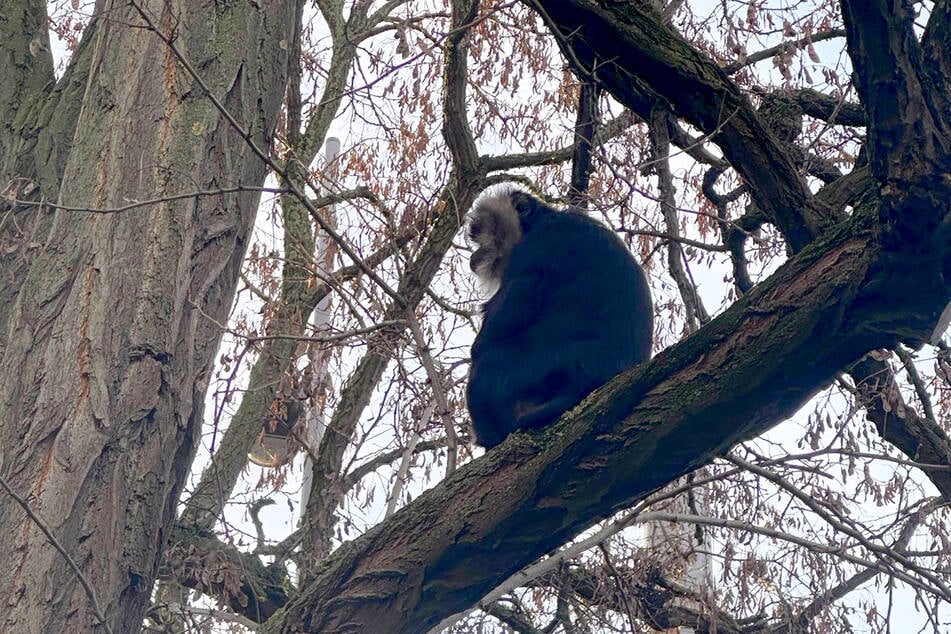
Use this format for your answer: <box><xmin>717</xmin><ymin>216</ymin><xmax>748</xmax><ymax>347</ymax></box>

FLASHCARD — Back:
<box><xmin>841</xmin><ymin>1</ymin><xmax>951</xmax><ymax>184</ymax></box>
<box><xmin>528</xmin><ymin>0</ymin><xmax>826</xmax><ymax>251</ymax></box>
<box><xmin>162</xmin><ymin>525</ymin><xmax>290</xmax><ymax>623</ymax></box>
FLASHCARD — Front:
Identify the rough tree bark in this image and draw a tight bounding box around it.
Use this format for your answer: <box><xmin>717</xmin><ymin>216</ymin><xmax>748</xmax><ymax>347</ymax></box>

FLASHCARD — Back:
<box><xmin>0</xmin><ymin>0</ymin><xmax>296</xmax><ymax>631</ymax></box>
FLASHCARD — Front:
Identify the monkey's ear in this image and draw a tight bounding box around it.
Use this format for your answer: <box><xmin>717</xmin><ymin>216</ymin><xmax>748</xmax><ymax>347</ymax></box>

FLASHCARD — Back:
<box><xmin>509</xmin><ymin>190</ymin><xmax>547</xmax><ymax>219</ymax></box>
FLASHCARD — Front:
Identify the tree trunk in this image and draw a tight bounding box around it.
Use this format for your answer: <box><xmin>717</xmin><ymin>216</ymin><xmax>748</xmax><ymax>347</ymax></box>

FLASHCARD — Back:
<box><xmin>0</xmin><ymin>0</ymin><xmax>296</xmax><ymax>630</ymax></box>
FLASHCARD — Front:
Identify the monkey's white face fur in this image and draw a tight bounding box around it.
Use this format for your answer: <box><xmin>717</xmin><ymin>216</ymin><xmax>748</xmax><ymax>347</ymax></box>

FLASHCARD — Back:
<box><xmin>467</xmin><ymin>187</ymin><xmax>525</xmax><ymax>294</ymax></box>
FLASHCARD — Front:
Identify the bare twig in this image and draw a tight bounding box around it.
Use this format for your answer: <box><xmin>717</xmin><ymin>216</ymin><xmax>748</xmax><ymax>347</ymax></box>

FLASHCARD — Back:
<box><xmin>727</xmin><ymin>454</ymin><xmax>951</xmax><ymax>599</ymax></box>
<box><xmin>7</xmin><ymin>186</ymin><xmax>288</xmax><ymax>214</ymax></box>
<box><xmin>723</xmin><ymin>29</ymin><xmax>847</xmax><ymax>74</ymax></box>
<box><xmin>895</xmin><ymin>346</ymin><xmax>937</xmax><ymax>424</ymax></box>
<box><xmin>649</xmin><ymin>106</ymin><xmax>709</xmax><ymax>330</ymax></box>
<box><xmin>407</xmin><ymin>316</ymin><xmax>459</xmax><ymax>475</ymax></box>
<box><xmin>597</xmin><ymin>543</ymin><xmax>639</xmax><ymax>629</ymax></box>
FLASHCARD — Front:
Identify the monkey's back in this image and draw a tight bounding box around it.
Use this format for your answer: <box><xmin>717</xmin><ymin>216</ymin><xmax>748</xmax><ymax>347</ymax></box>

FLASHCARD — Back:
<box><xmin>468</xmin><ymin>201</ymin><xmax>653</xmax><ymax>448</ymax></box>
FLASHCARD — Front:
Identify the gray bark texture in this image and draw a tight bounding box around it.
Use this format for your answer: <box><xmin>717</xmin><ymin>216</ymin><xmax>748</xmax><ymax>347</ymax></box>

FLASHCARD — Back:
<box><xmin>0</xmin><ymin>0</ymin><xmax>295</xmax><ymax>630</ymax></box>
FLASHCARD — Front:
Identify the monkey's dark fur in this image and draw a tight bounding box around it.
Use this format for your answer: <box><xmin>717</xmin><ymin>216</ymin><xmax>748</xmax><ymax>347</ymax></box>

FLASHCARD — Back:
<box><xmin>466</xmin><ymin>189</ymin><xmax>653</xmax><ymax>448</ymax></box>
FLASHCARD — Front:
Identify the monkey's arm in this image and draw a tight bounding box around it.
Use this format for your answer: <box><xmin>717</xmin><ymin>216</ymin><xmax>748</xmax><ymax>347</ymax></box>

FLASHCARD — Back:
<box><xmin>477</xmin><ymin>271</ymin><xmax>552</xmax><ymax>341</ymax></box>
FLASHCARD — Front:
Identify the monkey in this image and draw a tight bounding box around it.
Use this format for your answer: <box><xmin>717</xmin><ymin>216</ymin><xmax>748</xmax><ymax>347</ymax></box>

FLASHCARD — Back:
<box><xmin>466</xmin><ymin>188</ymin><xmax>653</xmax><ymax>449</ymax></box>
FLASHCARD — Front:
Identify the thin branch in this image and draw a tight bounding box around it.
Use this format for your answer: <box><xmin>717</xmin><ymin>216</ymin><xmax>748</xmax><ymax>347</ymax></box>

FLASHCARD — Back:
<box><xmin>342</xmin><ymin>437</ymin><xmax>454</xmax><ymax>492</ymax></box>
<box><xmin>483</xmin><ymin>600</ymin><xmax>545</xmax><ymax>634</ymax></box>
<box><xmin>250</xmin><ymin>498</ymin><xmax>276</xmax><ymax>551</ymax></box>
<box><xmin>442</xmin><ymin>0</ymin><xmax>480</xmax><ymax>173</ymax></box>
<box><xmin>649</xmin><ymin>106</ymin><xmax>709</xmax><ymax>330</ymax></box>
<box><xmin>636</xmin><ymin>510</ymin><xmax>945</xmax><ymax>599</ymax></box>
<box><xmin>723</xmin><ymin>29</ymin><xmax>847</xmax><ymax>74</ymax></box>
<box><xmin>895</xmin><ymin>346</ymin><xmax>937</xmax><ymax>424</ymax></box>
<box><xmin>775</xmin><ymin>498</ymin><xmax>935</xmax><ymax>633</ymax></box>
<box><xmin>408</xmin><ymin>316</ymin><xmax>459</xmax><ymax>475</ymax></box>
<box><xmin>787</xmin><ymin>87</ymin><xmax>866</xmax><ymax>127</ymax></box>
<box><xmin>617</xmin><ymin>227</ymin><xmax>728</xmax><ymax>252</ymax></box>
<box><xmin>147</xmin><ymin>602</ymin><xmax>259</xmax><ymax>629</ymax></box>
<box><xmin>308</xmin><ymin>186</ymin><xmax>379</xmax><ymax>210</ymax></box>
<box><xmin>482</xmin><ymin>110</ymin><xmax>637</xmax><ymax>172</ymax></box>
<box><xmin>597</xmin><ymin>543</ymin><xmax>638</xmax><ymax>629</ymax></box>
<box><xmin>0</xmin><ymin>471</ymin><xmax>114</xmax><ymax>634</ymax></box>
<box><xmin>385</xmin><ymin>401</ymin><xmax>436</xmax><ymax>518</ymax></box>
<box><xmin>221</xmin><ymin>319</ymin><xmax>409</xmax><ymax>346</ymax></box>
<box><xmin>703</xmin><ymin>165</ymin><xmax>755</xmax><ymax>294</ymax></box>
<box><xmin>727</xmin><ymin>454</ymin><xmax>951</xmax><ymax>599</ymax></box>
<box><xmin>7</xmin><ymin>186</ymin><xmax>289</xmax><ymax>214</ymax></box>
<box><xmin>568</xmin><ymin>81</ymin><xmax>600</xmax><ymax>207</ymax></box>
